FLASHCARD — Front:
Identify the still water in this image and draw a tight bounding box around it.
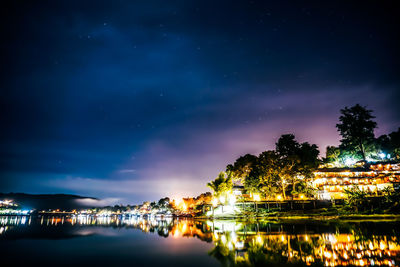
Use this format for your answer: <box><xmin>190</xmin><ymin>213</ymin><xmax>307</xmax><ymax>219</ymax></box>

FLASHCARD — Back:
<box><xmin>0</xmin><ymin>216</ymin><xmax>399</xmax><ymax>267</ymax></box>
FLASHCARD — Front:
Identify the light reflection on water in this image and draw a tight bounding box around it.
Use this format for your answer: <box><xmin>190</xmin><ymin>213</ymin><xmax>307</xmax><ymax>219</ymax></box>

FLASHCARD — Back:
<box><xmin>1</xmin><ymin>215</ymin><xmax>399</xmax><ymax>266</ymax></box>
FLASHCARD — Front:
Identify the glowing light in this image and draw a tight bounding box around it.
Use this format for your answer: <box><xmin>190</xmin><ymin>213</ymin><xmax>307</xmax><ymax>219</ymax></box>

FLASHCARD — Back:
<box><xmin>230</xmin><ymin>232</ymin><xmax>237</xmax><ymax>243</ymax></box>
<box><xmin>324</xmin><ymin>251</ymin><xmax>332</xmax><ymax>258</ymax></box>
<box><xmin>256</xmin><ymin>235</ymin><xmax>263</xmax><ymax>245</ymax></box>
<box><xmin>212</xmin><ymin>198</ymin><xmax>218</xmax><ymax>207</ymax></box>
<box><xmin>174</xmin><ymin>198</ymin><xmax>187</xmax><ymax>211</ymax></box>
<box><xmin>379</xmin><ymin>153</ymin><xmax>386</xmax><ymax>159</ymax></box>
<box><xmin>345</xmin><ymin>157</ymin><xmax>356</xmax><ymax>166</ymax></box>
<box><xmin>369</xmin><ymin>242</ymin><xmax>374</xmax><ymax>250</ymax></box>
<box><xmin>213</xmin><ymin>232</ymin><xmax>219</xmax><ymax>240</ymax></box>
<box><xmin>299</xmin><ymin>194</ymin><xmax>305</xmax><ymax>199</ymax></box>
<box><xmin>181</xmin><ymin>203</ymin><xmax>187</xmax><ymax>211</ymax></box>
<box><xmin>253</xmin><ymin>193</ymin><xmax>261</xmax><ymax>201</ymax></box>
<box><xmin>228</xmin><ymin>194</ymin><xmax>236</xmax><ymax>206</ymax></box>
<box><xmin>276</xmin><ymin>195</ymin><xmax>283</xmax><ymax>201</ymax></box>
<box><xmin>221</xmin><ymin>235</ymin><xmax>227</xmax><ymax>244</ymax></box>
<box><xmin>219</xmin><ymin>196</ymin><xmax>226</xmax><ymax>204</ymax></box>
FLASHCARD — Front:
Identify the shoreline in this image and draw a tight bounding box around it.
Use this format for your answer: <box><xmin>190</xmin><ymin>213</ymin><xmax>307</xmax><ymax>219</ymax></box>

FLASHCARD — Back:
<box><xmin>2</xmin><ymin>212</ymin><xmax>400</xmax><ymax>222</ymax></box>
<box><xmin>194</xmin><ymin>213</ymin><xmax>400</xmax><ymax>222</ymax></box>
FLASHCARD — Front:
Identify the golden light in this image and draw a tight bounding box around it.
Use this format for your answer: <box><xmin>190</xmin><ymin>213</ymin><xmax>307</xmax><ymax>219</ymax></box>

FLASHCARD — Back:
<box><xmin>174</xmin><ymin>198</ymin><xmax>182</xmax><ymax>205</ymax></box>
<box><xmin>213</xmin><ymin>232</ymin><xmax>219</xmax><ymax>240</ymax></box>
<box><xmin>221</xmin><ymin>235</ymin><xmax>227</xmax><ymax>245</ymax></box>
<box><xmin>324</xmin><ymin>251</ymin><xmax>332</xmax><ymax>259</ymax></box>
<box><xmin>229</xmin><ymin>233</ymin><xmax>238</xmax><ymax>247</ymax></box>
<box><xmin>276</xmin><ymin>195</ymin><xmax>283</xmax><ymax>201</ymax></box>
<box><xmin>228</xmin><ymin>194</ymin><xmax>236</xmax><ymax>205</ymax></box>
<box><xmin>181</xmin><ymin>202</ymin><xmax>187</xmax><ymax>211</ymax></box>
<box><xmin>173</xmin><ymin>229</ymin><xmax>179</xmax><ymax>238</ymax></box>
<box><xmin>256</xmin><ymin>235</ymin><xmax>263</xmax><ymax>245</ymax></box>
<box><xmin>253</xmin><ymin>193</ymin><xmax>261</xmax><ymax>201</ymax></box>
<box><xmin>174</xmin><ymin>198</ymin><xmax>187</xmax><ymax>211</ymax></box>
<box><xmin>300</xmin><ymin>194</ymin><xmax>305</xmax><ymax>199</ymax></box>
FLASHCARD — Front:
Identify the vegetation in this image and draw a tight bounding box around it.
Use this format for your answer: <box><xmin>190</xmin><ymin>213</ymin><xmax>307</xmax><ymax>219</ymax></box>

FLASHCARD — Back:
<box><xmin>207</xmin><ymin>172</ymin><xmax>233</xmax><ymax>198</ymax></box>
<box><xmin>336</xmin><ymin>104</ymin><xmax>377</xmax><ymax>160</ymax></box>
<box><xmin>200</xmin><ymin>103</ymin><xmax>400</xmax><ymax>218</ymax></box>
<box><xmin>340</xmin><ymin>186</ymin><xmax>400</xmax><ymax>214</ymax></box>
<box><xmin>324</xmin><ymin>104</ymin><xmax>400</xmax><ymax>165</ymax></box>
<box><xmin>223</xmin><ymin>134</ymin><xmax>320</xmax><ymax>201</ymax></box>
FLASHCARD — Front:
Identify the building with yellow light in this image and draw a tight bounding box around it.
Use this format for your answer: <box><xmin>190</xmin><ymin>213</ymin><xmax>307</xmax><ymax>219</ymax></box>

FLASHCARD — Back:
<box><xmin>312</xmin><ymin>161</ymin><xmax>400</xmax><ymax>200</ymax></box>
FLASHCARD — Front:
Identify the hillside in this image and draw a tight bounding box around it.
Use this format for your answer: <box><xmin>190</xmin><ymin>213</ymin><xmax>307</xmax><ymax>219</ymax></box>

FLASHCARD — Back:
<box><xmin>0</xmin><ymin>193</ymin><xmax>98</xmax><ymax>211</ymax></box>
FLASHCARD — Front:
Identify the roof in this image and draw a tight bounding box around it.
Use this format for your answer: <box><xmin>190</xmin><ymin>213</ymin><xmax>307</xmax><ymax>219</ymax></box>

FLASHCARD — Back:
<box><xmin>233</xmin><ymin>185</ymin><xmax>244</xmax><ymax>189</ymax></box>
<box><xmin>315</xmin><ymin>167</ymin><xmax>371</xmax><ymax>173</ymax></box>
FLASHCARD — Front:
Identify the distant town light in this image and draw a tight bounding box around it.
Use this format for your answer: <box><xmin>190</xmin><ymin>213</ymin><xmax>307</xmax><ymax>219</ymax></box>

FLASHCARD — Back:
<box><xmin>181</xmin><ymin>203</ymin><xmax>187</xmax><ymax>212</ymax></box>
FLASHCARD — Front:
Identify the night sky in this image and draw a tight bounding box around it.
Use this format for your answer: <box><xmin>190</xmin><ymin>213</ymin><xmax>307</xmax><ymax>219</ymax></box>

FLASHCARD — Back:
<box><xmin>1</xmin><ymin>1</ymin><xmax>399</xmax><ymax>204</ymax></box>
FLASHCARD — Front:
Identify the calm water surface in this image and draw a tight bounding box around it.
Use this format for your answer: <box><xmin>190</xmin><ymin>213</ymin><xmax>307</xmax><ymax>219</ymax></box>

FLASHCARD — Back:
<box><xmin>0</xmin><ymin>215</ymin><xmax>399</xmax><ymax>267</ymax></box>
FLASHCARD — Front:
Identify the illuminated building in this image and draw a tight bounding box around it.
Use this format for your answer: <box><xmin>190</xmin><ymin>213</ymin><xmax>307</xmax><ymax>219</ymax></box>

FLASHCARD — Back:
<box><xmin>312</xmin><ymin>161</ymin><xmax>400</xmax><ymax>199</ymax></box>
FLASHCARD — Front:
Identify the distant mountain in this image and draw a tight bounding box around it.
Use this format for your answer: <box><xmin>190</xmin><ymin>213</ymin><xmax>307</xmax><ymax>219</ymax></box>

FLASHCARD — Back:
<box><xmin>0</xmin><ymin>193</ymin><xmax>99</xmax><ymax>211</ymax></box>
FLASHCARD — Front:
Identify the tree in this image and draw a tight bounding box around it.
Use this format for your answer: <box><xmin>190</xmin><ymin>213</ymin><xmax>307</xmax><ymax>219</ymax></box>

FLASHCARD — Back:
<box><xmin>275</xmin><ymin>134</ymin><xmax>300</xmax><ymax>157</ymax></box>
<box><xmin>297</xmin><ymin>142</ymin><xmax>320</xmax><ymax>177</ymax></box>
<box><xmin>207</xmin><ymin>172</ymin><xmax>233</xmax><ymax>197</ymax></box>
<box><xmin>226</xmin><ymin>153</ymin><xmax>258</xmax><ymax>184</ymax></box>
<box><xmin>158</xmin><ymin>197</ymin><xmax>170</xmax><ymax>208</ymax></box>
<box><xmin>324</xmin><ymin>146</ymin><xmax>340</xmax><ymax>164</ymax></box>
<box><xmin>247</xmin><ymin>150</ymin><xmax>281</xmax><ymax>198</ymax></box>
<box><xmin>336</xmin><ymin>104</ymin><xmax>377</xmax><ymax>160</ymax></box>
<box><xmin>388</xmin><ymin>128</ymin><xmax>400</xmax><ymax>159</ymax></box>
<box><xmin>343</xmin><ymin>186</ymin><xmax>368</xmax><ymax>213</ymax></box>
<box><xmin>275</xmin><ymin>134</ymin><xmax>320</xmax><ymax>199</ymax></box>
<box><xmin>376</xmin><ymin>128</ymin><xmax>400</xmax><ymax>159</ymax></box>
<box><xmin>244</xmin><ymin>135</ymin><xmax>320</xmax><ymax>200</ymax></box>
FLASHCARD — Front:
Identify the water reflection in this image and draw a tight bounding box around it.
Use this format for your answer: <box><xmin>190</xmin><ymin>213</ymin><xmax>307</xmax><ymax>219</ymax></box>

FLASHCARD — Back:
<box><xmin>1</xmin><ymin>215</ymin><xmax>399</xmax><ymax>266</ymax></box>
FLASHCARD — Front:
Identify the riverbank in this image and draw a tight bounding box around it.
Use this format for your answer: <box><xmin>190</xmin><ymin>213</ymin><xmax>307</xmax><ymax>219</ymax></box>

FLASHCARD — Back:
<box><xmin>196</xmin><ymin>208</ymin><xmax>400</xmax><ymax>221</ymax></box>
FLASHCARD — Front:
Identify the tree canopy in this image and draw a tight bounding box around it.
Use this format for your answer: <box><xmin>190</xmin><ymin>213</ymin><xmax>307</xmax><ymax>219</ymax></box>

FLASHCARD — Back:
<box><xmin>229</xmin><ymin>134</ymin><xmax>320</xmax><ymax>200</ymax></box>
<box><xmin>376</xmin><ymin>128</ymin><xmax>400</xmax><ymax>159</ymax></box>
<box><xmin>226</xmin><ymin>154</ymin><xmax>258</xmax><ymax>183</ymax></box>
<box><xmin>207</xmin><ymin>172</ymin><xmax>233</xmax><ymax>197</ymax></box>
<box><xmin>207</xmin><ymin>104</ymin><xmax>397</xmax><ymax>202</ymax></box>
<box><xmin>336</xmin><ymin>104</ymin><xmax>377</xmax><ymax>160</ymax></box>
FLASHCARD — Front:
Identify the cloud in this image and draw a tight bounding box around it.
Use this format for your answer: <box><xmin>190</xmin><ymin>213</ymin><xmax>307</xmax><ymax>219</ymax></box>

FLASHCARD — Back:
<box><xmin>118</xmin><ymin>169</ymin><xmax>136</xmax><ymax>174</ymax></box>
<box><xmin>75</xmin><ymin>197</ymin><xmax>121</xmax><ymax>207</ymax></box>
<box><xmin>45</xmin><ymin>176</ymin><xmax>204</xmax><ymax>204</ymax></box>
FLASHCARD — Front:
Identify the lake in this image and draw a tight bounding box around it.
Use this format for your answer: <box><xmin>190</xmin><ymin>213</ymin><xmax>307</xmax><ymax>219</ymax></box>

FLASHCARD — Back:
<box><xmin>0</xmin><ymin>215</ymin><xmax>399</xmax><ymax>266</ymax></box>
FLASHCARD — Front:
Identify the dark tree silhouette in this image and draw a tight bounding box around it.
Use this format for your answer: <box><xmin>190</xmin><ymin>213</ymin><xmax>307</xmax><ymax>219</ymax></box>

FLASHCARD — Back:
<box><xmin>336</xmin><ymin>104</ymin><xmax>377</xmax><ymax>160</ymax></box>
